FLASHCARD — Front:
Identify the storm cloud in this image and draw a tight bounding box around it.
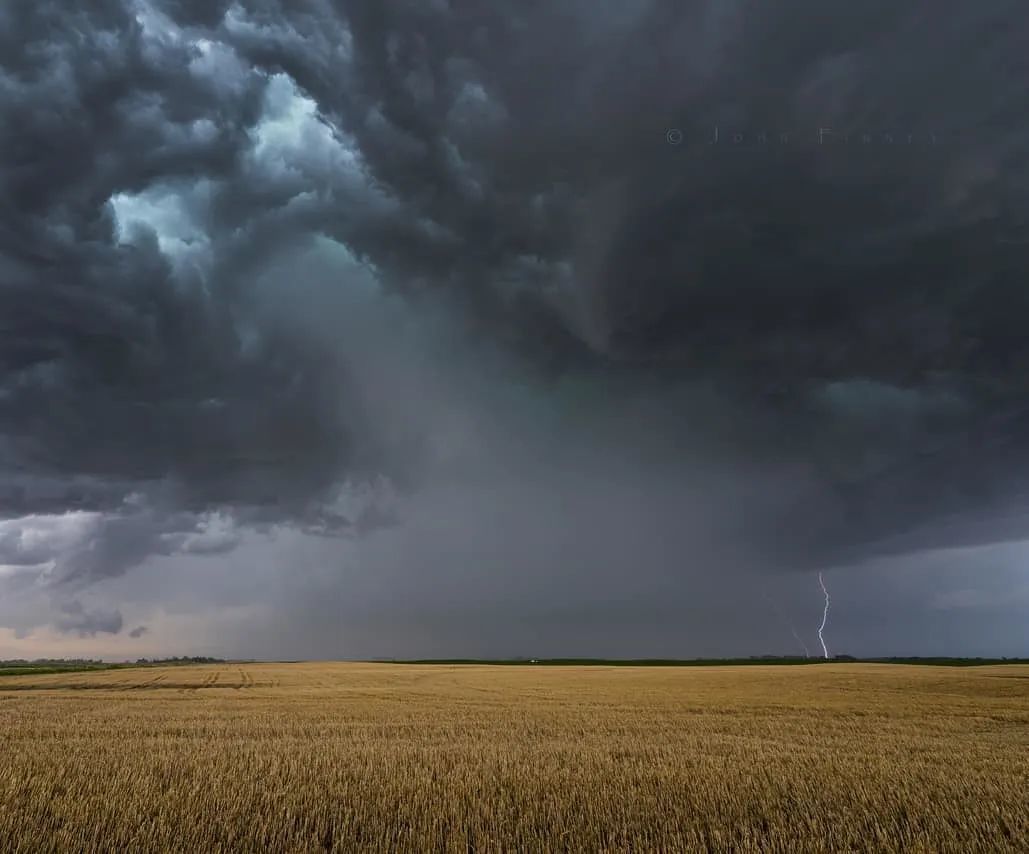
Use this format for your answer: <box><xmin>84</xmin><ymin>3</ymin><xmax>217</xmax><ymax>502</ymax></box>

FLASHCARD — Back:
<box><xmin>1</xmin><ymin>1</ymin><xmax>1027</xmax><ymax>654</ymax></box>
<box><xmin>54</xmin><ymin>600</ymin><xmax>124</xmax><ymax>637</ymax></box>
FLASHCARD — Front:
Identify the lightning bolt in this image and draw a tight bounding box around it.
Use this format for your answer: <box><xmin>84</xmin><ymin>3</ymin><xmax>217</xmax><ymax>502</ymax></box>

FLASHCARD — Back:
<box><xmin>817</xmin><ymin>571</ymin><xmax>831</xmax><ymax>659</ymax></box>
<box><xmin>791</xmin><ymin>624</ymin><xmax>811</xmax><ymax>659</ymax></box>
<box><xmin>761</xmin><ymin>591</ymin><xmax>811</xmax><ymax>658</ymax></box>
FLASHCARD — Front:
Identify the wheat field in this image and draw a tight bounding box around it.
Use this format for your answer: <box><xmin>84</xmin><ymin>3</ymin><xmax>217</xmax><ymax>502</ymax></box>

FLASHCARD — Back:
<box><xmin>0</xmin><ymin>662</ymin><xmax>1026</xmax><ymax>852</ymax></box>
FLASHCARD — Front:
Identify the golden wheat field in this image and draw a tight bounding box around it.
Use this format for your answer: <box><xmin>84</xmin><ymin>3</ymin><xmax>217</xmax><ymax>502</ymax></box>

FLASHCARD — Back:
<box><xmin>0</xmin><ymin>662</ymin><xmax>1026</xmax><ymax>853</ymax></box>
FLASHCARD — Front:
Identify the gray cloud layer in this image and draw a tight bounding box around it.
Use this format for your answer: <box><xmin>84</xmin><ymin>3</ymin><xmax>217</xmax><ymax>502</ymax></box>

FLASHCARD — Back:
<box><xmin>1</xmin><ymin>2</ymin><xmax>1028</xmax><ymax>651</ymax></box>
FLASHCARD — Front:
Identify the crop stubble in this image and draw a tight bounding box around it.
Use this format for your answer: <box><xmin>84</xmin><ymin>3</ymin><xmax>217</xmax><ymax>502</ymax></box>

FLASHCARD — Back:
<box><xmin>0</xmin><ymin>663</ymin><xmax>1026</xmax><ymax>852</ymax></box>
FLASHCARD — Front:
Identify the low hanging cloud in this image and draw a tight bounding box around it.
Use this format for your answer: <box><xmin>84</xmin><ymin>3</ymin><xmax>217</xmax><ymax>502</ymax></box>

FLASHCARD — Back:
<box><xmin>54</xmin><ymin>600</ymin><xmax>124</xmax><ymax>637</ymax></box>
<box><xmin>1</xmin><ymin>1</ymin><xmax>1028</xmax><ymax>655</ymax></box>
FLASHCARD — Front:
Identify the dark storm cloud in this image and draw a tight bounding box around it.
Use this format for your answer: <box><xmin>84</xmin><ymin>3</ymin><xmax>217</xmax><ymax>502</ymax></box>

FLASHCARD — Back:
<box><xmin>0</xmin><ymin>2</ymin><xmax>377</xmax><ymax>546</ymax></box>
<box><xmin>55</xmin><ymin>600</ymin><xmax>124</xmax><ymax>637</ymax></box>
<box><xmin>221</xmin><ymin>0</ymin><xmax>1029</xmax><ymax>564</ymax></box>
<box><xmin>0</xmin><ymin>499</ymin><xmax>243</xmax><ymax>588</ymax></box>
<box><xmin>1</xmin><ymin>0</ymin><xmax>1029</xmax><ymax>591</ymax></box>
<box><xmin>224</xmin><ymin>0</ymin><xmax>1027</xmax><ymax>372</ymax></box>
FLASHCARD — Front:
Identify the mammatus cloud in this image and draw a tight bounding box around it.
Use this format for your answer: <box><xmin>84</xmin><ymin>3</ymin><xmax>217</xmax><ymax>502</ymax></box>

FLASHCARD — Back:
<box><xmin>1</xmin><ymin>2</ymin><xmax>1028</xmax><ymax>652</ymax></box>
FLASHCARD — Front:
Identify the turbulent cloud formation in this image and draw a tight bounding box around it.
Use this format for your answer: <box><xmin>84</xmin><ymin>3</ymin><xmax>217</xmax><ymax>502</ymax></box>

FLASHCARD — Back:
<box><xmin>55</xmin><ymin>600</ymin><xmax>124</xmax><ymax>638</ymax></box>
<box><xmin>1</xmin><ymin>1</ymin><xmax>1027</xmax><ymax>653</ymax></box>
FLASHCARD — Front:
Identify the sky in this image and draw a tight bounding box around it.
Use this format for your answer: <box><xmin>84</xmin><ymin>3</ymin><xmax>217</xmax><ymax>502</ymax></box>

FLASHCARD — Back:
<box><xmin>1</xmin><ymin>1</ymin><xmax>1027</xmax><ymax>660</ymax></box>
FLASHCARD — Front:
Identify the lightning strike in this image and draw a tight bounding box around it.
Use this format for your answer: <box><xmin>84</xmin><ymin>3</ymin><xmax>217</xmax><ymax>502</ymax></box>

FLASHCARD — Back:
<box><xmin>761</xmin><ymin>591</ymin><xmax>811</xmax><ymax>658</ymax></box>
<box><xmin>817</xmin><ymin>571</ymin><xmax>831</xmax><ymax>659</ymax></box>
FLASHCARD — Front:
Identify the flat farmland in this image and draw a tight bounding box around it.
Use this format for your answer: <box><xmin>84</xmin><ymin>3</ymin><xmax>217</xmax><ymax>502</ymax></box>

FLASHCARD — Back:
<box><xmin>1</xmin><ymin>663</ymin><xmax>1026</xmax><ymax>852</ymax></box>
